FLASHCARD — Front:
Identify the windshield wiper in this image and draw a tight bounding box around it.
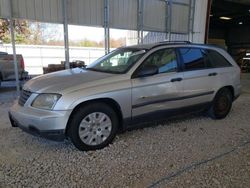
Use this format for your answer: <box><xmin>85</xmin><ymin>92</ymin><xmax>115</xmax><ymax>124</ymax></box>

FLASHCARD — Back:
<box><xmin>78</xmin><ymin>66</ymin><xmax>87</xmax><ymax>70</ymax></box>
<box><xmin>86</xmin><ymin>67</ymin><xmax>123</xmax><ymax>74</ymax></box>
<box><xmin>85</xmin><ymin>67</ymin><xmax>99</xmax><ymax>71</ymax></box>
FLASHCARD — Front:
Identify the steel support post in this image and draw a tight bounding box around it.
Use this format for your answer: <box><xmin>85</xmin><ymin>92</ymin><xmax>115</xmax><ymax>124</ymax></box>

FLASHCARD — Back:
<box><xmin>137</xmin><ymin>0</ymin><xmax>140</xmax><ymax>44</ymax></box>
<box><xmin>137</xmin><ymin>0</ymin><xmax>144</xmax><ymax>44</ymax></box>
<box><xmin>104</xmin><ymin>0</ymin><xmax>110</xmax><ymax>54</ymax></box>
<box><xmin>63</xmin><ymin>0</ymin><xmax>70</xmax><ymax>69</ymax></box>
<box><xmin>166</xmin><ymin>0</ymin><xmax>172</xmax><ymax>41</ymax></box>
<box><xmin>10</xmin><ymin>19</ymin><xmax>20</xmax><ymax>95</ymax></box>
<box><xmin>9</xmin><ymin>0</ymin><xmax>20</xmax><ymax>96</ymax></box>
<box><xmin>188</xmin><ymin>0</ymin><xmax>195</xmax><ymax>42</ymax></box>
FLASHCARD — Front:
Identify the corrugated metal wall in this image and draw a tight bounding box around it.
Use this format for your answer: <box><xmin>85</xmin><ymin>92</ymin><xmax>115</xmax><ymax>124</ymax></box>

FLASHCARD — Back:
<box><xmin>109</xmin><ymin>0</ymin><xmax>137</xmax><ymax>30</ymax></box>
<box><xmin>11</xmin><ymin>0</ymin><xmax>63</xmax><ymax>23</ymax></box>
<box><xmin>69</xmin><ymin>0</ymin><xmax>103</xmax><ymax>27</ymax></box>
<box><xmin>171</xmin><ymin>3</ymin><xmax>189</xmax><ymax>33</ymax></box>
<box><xmin>0</xmin><ymin>0</ymin><xmax>10</xmax><ymax>18</ymax></box>
<box><xmin>0</xmin><ymin>0</ymin><xmax>208</xmax><ymax>43</ymax></box>
<box><xmin>143</xmin><ymin>0</ymin><xmax>166</xmax><ymax>32</ymax></box>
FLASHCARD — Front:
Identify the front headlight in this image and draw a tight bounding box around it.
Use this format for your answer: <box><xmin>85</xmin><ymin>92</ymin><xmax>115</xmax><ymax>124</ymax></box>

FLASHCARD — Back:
<box><xmin>32</xmin><ymin>94</ymin><xmax>61</xmax><ymax>110</ymax></box>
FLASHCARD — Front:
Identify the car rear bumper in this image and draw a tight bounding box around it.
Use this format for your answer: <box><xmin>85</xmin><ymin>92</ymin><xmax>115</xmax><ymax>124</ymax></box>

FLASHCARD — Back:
<box><xmin>9</xmin><ymin>101</ymin><xmax>72</xmax><ymax>141</ymax></box>
<box><xmin>233</xmin><ymin>84</ymin><xmax>241</xmax><ymax>101</ymax></box>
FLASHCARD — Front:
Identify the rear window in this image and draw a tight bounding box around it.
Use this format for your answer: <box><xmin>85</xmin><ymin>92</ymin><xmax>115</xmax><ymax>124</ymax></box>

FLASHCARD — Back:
<box><xmin>179</xmin><ymin>48</ymin><xmax>206</xmax><ymax>71</ymax></box>
<box><xmin>205</xmin><ymin>50</ymin><xmax>232</xmax><ymax>68</ymax></box>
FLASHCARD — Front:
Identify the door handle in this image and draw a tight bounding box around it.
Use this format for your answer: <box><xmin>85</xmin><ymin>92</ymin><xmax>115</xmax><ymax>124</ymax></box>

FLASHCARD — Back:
<box><xmin>170</xmin><ymin>77</ymin><xmax>183</xmax><ymax>82</ymax></box>
<box><xmin>208</xmin><ymin>72</ymin><xmax>217</xmax><ymax>76</ymax></box>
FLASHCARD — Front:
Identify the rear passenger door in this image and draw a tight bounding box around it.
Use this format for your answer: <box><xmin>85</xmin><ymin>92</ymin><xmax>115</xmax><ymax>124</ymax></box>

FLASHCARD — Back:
<box><xmin>178</xmin><ymin>48</ymin><xmax>220</xmax><ymax>105</ymax></box>
<box><xmin>205</xmin><ymin>49</ymin><xmax>234</xmax><ymax>88</ymax></box>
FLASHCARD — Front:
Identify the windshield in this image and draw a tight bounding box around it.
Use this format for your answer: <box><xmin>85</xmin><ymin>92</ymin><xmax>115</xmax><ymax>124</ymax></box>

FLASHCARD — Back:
<box><xmin>86</xmin><ymin>48</ymin><xmax>146</xmax><ymax>74</ymax></box>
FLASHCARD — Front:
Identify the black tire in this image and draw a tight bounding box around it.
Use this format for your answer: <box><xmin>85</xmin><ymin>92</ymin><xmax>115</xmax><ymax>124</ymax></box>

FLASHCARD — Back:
<box><xmin>68</xmin><ymin>103</ymin><xmax>118</xmax><ymax>151</ymax></box>
<box><xmin>208</xmin><ymin>88</ymin><xmax>233</xmax><ymax>119</ymax></box>
<box><xmin>0</xmin><ymin>74</ymin><xmax>2</xmax><ymax>87</ymax></box>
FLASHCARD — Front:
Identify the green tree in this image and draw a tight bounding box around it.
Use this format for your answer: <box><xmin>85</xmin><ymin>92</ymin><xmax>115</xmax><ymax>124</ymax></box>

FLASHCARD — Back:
<box><xmin>0</xmin><ymin>19</ymin><xmax>31</xmax><ymax>44</ymax></box>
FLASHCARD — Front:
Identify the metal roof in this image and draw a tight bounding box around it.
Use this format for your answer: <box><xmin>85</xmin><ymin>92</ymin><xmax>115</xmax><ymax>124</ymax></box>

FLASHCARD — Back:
<box><xmin>0</xmin><ymin>0</ymin><xmax>194</xmax><ymax>34</ymax></box>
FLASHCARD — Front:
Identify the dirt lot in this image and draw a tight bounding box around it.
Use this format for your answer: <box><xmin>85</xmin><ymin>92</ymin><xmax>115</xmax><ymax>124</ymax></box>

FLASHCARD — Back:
<box><xmin>0</xmin><ymin>76</ymin><xmax>249</xmax><ymax>188</ymax></box>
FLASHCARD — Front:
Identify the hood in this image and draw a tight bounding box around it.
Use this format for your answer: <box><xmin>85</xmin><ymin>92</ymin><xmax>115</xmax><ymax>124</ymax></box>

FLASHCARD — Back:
<box><xmin>23</xmin><ymin>68</ymin><xmax>118</xmax><ymax>94</ymax></box>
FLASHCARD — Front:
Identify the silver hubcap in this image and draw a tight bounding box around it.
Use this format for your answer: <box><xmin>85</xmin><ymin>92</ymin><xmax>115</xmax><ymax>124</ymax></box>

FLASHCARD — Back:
<box><xmin>78</xmin><ymin>112</ymin><xmax>112</xmax><ymax>146</ymax></box>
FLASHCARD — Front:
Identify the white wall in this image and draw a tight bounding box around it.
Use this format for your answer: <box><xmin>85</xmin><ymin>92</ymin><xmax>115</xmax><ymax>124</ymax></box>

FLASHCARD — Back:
<box><xmin>0</xmin><ymin>44</ymin><xmax>106</xmax><ymax>75</ymax></box>
<box><xmin>192</xmin><ymin>0</ymin><xmax>208</xmax><ymax>43</ymax></box>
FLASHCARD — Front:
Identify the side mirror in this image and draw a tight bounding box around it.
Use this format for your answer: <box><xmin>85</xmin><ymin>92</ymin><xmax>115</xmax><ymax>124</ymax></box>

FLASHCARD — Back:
<box><xmin>136</xmin><ymin>65</ymin><xmax>158</xmax><ymax>77</ymax></box>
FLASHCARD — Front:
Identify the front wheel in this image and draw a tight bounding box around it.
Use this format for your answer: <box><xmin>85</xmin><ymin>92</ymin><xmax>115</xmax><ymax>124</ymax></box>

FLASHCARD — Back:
<box><xmin>208</xmin><ymin>88</ymin><xmax>233</xmax><ymax>119</ymax></box>
<box><xmin>68</xmin><ymin>103</ymin><xmax>118</xmax><ymax>151</ymax></box>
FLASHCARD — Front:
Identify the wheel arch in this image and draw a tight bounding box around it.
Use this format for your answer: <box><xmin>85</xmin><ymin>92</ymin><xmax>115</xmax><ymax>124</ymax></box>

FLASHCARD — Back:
<box><xmin>65</xmin><ymin>98</ymin><xmax>124</xmax><ymax>136</ymax></box>
<box><xmin>216</xmin><ymin>85</ymin><xmax>234</xmax><ymax>99</ymax></box>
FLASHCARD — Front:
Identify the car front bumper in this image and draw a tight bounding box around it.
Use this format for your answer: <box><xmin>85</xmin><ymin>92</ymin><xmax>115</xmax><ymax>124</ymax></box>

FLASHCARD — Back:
<box><xmin>9</xmin><ymin>101</ymin><xmax>72</xmax><ymax>141</ymax></box>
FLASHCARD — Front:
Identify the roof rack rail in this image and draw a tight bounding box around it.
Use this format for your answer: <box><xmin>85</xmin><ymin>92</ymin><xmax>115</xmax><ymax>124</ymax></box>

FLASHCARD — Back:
<box><xmin>149</xmin><ymin>40</ymin><xmax>193</xmax><ymax>49</ymax></box>
<box><xmin>158</xmin><ymin>40</ymin><xmax>192</xmax><ymax>44</ymax></box>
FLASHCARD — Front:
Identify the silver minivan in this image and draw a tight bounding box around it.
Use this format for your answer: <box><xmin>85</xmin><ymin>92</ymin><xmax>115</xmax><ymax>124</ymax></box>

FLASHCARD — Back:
<box><xmin>9</xmin><ymin>42</ymin><xmax>241</xmax><ymax>151</ymax></box>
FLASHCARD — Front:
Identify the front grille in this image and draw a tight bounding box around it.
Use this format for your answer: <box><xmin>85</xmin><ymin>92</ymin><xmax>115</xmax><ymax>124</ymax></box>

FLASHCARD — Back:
<box><xmin>18</xmin><ymin>90</ymin><xmax>32</xmax><ymax>106</ymax></box>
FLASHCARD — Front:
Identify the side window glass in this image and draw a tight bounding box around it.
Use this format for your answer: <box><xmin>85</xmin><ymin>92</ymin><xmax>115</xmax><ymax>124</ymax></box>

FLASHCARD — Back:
<box><xmin>206</xmin><ymin>50</ymin><xmax>232</xmax><ymax>68</ymax></box>
<box><xmin>142</xmin><ymin>48</ymin><xmax>177</xmax><ymax>74</ymax></box>
<box><xmin>180</xmin><ymin>48</ymin><xmax>206</xmax><ymax>71</ymax></box>
<box><xmin>201</xmin><ymin>49</ymin><xmax>213</xmax><ymax>68</ymax></box>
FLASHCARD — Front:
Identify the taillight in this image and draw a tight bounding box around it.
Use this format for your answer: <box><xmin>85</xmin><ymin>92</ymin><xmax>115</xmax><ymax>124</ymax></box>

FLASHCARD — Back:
<box><xmin>20</xmin><ymin>57</ymin><xmax>25</xmax><ymax>70</ymax></box>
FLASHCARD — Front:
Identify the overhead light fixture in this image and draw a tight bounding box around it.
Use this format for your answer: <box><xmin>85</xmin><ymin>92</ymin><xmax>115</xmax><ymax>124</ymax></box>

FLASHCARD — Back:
<box><xmin>239</xmin><ymin>22</ymin><xmax>243</xmax><ymax>25</ymax></box>
<box><xmin>219</xmin><ymin>16</ymin><xmax>232</xmax><ymax>20</ymax></box>
<box><xmin>210</xmin><ymin>14</ymin><xmax>213</xmax><ymax>17</ymax></box>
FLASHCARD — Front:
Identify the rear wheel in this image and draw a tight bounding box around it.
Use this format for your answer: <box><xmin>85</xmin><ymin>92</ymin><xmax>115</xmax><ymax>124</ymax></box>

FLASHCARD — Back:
<box><xmin>208</xmin><ymin>88</ymin><xmax>233</xmax><ymax>119</ymax></box>
<box><xmin>0</xmin><ymin>74</ymin><xmax>2</xmax><ymax>87</ymax></box>
<box><xmin>68</xmin><ymin>103</ymin><xmax>118</xmax><ymax>151</ymax></box>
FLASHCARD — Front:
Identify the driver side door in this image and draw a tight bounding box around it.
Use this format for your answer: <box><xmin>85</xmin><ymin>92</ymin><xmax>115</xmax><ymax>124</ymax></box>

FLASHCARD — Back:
<box><xmin>131</xmin><ymin>47</ymin><xmax>184</xmax><ymax>122</ymax></box>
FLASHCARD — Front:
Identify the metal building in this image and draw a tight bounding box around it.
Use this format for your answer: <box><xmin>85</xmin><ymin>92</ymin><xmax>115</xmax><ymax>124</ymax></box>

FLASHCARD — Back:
<box><xmin>0</xmin><ymin>0</ymin><xmax>209</xmax><ymax>94</ymax></box>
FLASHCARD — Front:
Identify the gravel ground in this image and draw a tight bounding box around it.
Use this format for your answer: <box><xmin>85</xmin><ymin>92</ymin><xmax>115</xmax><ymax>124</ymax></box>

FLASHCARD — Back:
<box><xmin>0</xmin><ymin>76</ymin><xmax>250</xmax><ymax>187</ymax></box>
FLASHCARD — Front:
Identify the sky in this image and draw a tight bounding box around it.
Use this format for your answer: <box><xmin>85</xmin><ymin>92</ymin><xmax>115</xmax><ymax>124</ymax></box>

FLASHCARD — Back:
<box><xmin>67</xmin><ymin>25</ymin><xmax>128</xmax><ymax>42</ymax></box>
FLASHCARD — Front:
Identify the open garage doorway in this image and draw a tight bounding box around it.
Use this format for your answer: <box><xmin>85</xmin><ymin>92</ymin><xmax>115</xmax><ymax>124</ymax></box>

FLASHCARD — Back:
<box><xmin>208</xmin><ymin>0</ymin><xmax>250</xmax><ymax>72</ymax></box>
